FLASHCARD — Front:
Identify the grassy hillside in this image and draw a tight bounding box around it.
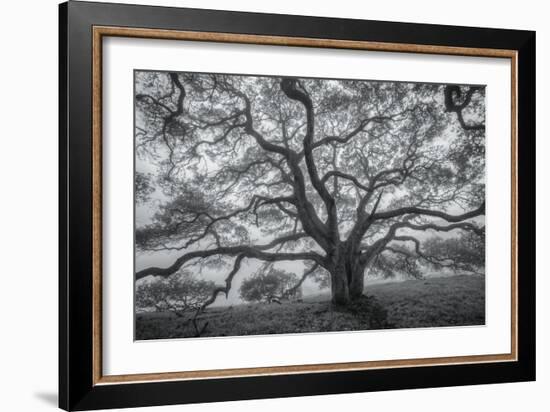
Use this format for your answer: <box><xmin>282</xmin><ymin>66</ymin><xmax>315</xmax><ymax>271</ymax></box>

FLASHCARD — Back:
<box><xmin>136</xmin><ymin>274</ymin><xmax>485</xmax><ymax>340</ymax></box>
<box><xmin>367</xmin><ymin>275</ymin><xmax>485</xmax><ymax>328</ymax></box>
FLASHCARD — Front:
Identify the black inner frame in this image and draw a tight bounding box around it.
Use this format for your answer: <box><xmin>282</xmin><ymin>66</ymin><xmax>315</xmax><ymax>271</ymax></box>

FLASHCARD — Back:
<box><xmin>59</xmin><ymin>1</ymin><xmax>535</xmax><ymax>410</ymax></box>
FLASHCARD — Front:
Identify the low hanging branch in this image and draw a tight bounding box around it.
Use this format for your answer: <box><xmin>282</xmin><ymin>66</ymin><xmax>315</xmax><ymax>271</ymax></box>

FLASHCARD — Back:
<box><xmin>384</xmin><ymin>233</ymin><xmax>484</xmax><ymax>276</ymax></box>
<box><xmin>199</xmin><ymin>254</ymin><xmax>246</xmax><ymax>312</ymax></box>
<box><xmin>180</xmin><ymin>255</ymin><xmax>247</xmax><ymax>338</ymax></box>
<box><xmin>136</xmin><ymin>235</ymin><xmax>321</xmax><ymax>280</ymax></box>
<box><xmin>281</xmin><ymin>263</ymin><xmax>320</xmax><ymax>299</ymax></box>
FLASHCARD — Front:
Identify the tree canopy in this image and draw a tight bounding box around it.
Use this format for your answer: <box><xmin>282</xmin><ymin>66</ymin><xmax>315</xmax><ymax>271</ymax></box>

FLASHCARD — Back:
<box><xmin>135</xmin><ymin>71</ymin><xmax>485</xmax><ymax>305</ymax></box>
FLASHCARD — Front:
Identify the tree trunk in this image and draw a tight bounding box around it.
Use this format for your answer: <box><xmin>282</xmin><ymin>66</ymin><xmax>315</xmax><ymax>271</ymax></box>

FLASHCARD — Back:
<box><xmin>330</xmin><ymin>249</ymin><xmax>365</xmax><ymax>305</ymax></box>
<box><xmin>331</xmin><ymin>269</ymin><xmax>350</xmax><ymax>305</ymax></box>
<box><xmin>349</xmin><ymin>271</ymin><xmax>364</xmax><ymax>300</ymax></box>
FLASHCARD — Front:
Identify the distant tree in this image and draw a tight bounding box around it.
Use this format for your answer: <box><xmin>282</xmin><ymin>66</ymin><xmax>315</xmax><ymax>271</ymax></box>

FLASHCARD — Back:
<box><xmin>136</xmin><ymin>270</ymin><xmax>215</xmax><ymax>317</ymax></box>
<box><xmin>370</xmin><ymin>229</ymin><xmax>485</xmax><ymax>278</ymax></box>
<box><xmin>239</xmin><ymin>268</ymin><xmax>298</xmax><ymax>303</ymax></box>
<box><xmin>135</xmin><ymin>72</ymin><xmax>486</xmax><ymax>305</ymax></box>
<box><xmin>422</xmin><ymin>231</ymin><xmax>485</xmax><ymax>274</ymax></box>
<box><xmin>135</xmin><ymin>279</ymin><xmax>169</xmax><ymax>312</ymax></box>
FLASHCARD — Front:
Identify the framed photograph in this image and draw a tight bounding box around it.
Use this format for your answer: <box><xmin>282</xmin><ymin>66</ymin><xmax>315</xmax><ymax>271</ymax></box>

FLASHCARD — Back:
<box><xmin>59</xmin><ymin>1</ymin><xmax>535</xmax><ymax>410</ymax></box>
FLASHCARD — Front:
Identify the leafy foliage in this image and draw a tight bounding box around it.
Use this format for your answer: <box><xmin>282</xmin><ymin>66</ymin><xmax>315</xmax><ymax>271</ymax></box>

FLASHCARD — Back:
<box><xmin>136</xmin><ymin>271</ymin><xmax>215</xmax><ymax>315</ymax></box>
<box><xmin>135</xmin><ymin>171</ymin><xmax>155</xmax><ymax>203</ymax></box>
<box><xmin>423</xmin><ymin>231</ymin><xmax>485</xmax><ymax>273</ymax></box>
<box><xmin>370</xmin><ymin>230</ymin><xmax>485</xmax><ymax>279</ymax></box>
<box><xmin>370</xmin><ymin>251</ymin><xmax>424</xmax><ymax>279</ymax></box>
<box><xmin>239</xmin><ymin>268</ymin><xmax>298</xmax><ymax>303</ymax></box>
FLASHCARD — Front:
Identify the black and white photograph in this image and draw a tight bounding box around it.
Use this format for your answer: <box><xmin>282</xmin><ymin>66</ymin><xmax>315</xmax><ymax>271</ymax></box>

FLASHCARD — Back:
<box><xmin>134</xmin><ymin>71</ymin><xmax>486</xmax><ymax>340</ymax></box>
<box><xmin>0</xmin><ymin>0</ymin><xmax>541</xmax><ymax>410</ymax></box>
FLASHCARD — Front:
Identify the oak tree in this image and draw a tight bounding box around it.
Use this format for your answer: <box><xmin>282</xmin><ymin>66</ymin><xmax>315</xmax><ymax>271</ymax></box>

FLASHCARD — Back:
<box><xmin>135</xmin><ymin>72</ymin><xmax>485</xmax><ymax>305</ymax></box>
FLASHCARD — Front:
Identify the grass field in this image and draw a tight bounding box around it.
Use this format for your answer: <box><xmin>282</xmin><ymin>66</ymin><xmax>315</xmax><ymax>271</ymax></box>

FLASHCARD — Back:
<box><xmin>135</xmin><ymin>274</ymin><xmax>485</xmax><ymax>340</ymax></box>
